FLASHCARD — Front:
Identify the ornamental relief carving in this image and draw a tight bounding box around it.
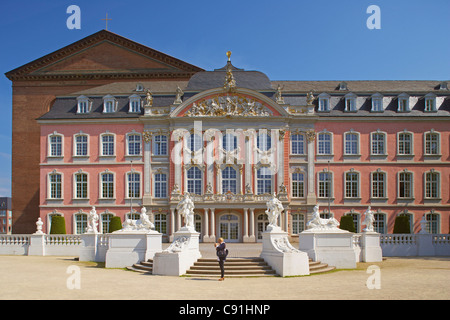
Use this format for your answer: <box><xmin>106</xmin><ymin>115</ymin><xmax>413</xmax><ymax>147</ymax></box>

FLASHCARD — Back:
<box><xmin>185</xmin><ymin>95</ymin><xmax>272</xmax><ymax>117</ymax></box>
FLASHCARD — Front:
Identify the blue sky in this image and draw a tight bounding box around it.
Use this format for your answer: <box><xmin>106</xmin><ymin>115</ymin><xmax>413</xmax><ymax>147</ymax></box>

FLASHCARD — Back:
<box><xmin>0</xmin><ymin>0</ymin><xmax>449</xmax><ymax>197</ymax></box>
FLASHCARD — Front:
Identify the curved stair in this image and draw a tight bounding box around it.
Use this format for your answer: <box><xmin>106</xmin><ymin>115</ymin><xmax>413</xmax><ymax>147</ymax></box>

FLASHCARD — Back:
<box><xmin>127</xmin><ymin>257</ymin><xmax>335</xmax><ymax>276</ymax></box>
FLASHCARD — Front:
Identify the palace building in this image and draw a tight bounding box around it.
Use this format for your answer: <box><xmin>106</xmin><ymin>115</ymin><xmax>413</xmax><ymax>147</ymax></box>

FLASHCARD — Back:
<box><xmin>7</xmin><ymin>30</ymin><xmax>450</xmax><ymax>240</ymax></box>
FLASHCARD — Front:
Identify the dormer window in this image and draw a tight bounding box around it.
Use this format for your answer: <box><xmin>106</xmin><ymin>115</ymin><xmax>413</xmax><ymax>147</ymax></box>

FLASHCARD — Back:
<box><xmin>339</xmin><ymin>81</ymin><xmax>348</xmax><ymax>91</ymax></box>
<box><xmin>424</xmin><ymin>93</ymin><xmax>436</xmax><ymax>112</ymax></box>
<box><xmin>397</xmin><ymin>93</ymin><xmax>410</xmax><ymax>112</ymax></box>
<box><xmin>344</xmin><ymin>93</ymin><xmax>357</xmax><ymax>112</ymax></box>
<box><xmin>128</xmin><ymin>94</ymin><xmax>142</xmax><ymax>113</ymax></box>
<box><xmin>103</xmin><ymin>95</ymin><xmax>117</xmax><ymax>113</ymax></box>
<box><xmin>439</xmin><ymin>81</ymin><xmax>448</xmax><ymax>91</ymax></box>
<box><xmin>135</xmin><ymin>83</ymin><xmax>144</xmax><ymax>92</ymax></box>
<box><xmin>76</xmin><ymin>95</ymin><xmax>92</xmax><ymax>114</ymax></box>
<box><xmin>318</xmin><ymin>93</ymin><xmax>330</xmax><ymax>112</ymax></box>
<box><xmin>371</xmin><ymin>93</ymin><xmax>383</xmax><ymax>112</ymax></box>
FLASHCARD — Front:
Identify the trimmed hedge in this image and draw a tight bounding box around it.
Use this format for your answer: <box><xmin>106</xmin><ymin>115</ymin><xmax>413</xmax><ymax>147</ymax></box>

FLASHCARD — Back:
<box><xmin>108</xmin><ymin>216</ymin><xmax>123</xmax><ymax>233</ymax></box>
<box><xmin>393</xmin><ymin>216</ymin><xmax>411</xmax><ymax>234</ymax></box>
<box><xmin>339</xmin><ymin>215</ymin><xmax>355</xmax><ymax>233</ymax></box>
<box><xmin>50</xmin><ymin>216</ymin><xmax>66</xmax><ymax>234</ymax></box>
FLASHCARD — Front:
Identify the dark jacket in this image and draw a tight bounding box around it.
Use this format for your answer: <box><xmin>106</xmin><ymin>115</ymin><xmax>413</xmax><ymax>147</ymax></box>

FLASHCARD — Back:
<box><xmin>216</xmin><ymin>242</ymin><xmax>227</xmax><ymax>260</ymax></box>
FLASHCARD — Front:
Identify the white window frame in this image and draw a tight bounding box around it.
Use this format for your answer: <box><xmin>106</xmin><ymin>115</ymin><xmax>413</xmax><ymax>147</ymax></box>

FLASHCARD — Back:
<box><xmin>424</xmin><ymin>93</ymin><xmax>436</xmax><ymax>112</ymax></box>
<box><xmin>186</xmin><ymin>166</ymin><xmax>203</xmax><ymax>195</ymax></box>
<box><xmin>187</xmin><ymin>133</ymin><xmax>202</xmax><ymax>152</ymax></box>
<box><xmin>99</xmin><ymin>170</ymin><xmax>115</xmax><ymax>199</ymax></box>
<box><xmin>48</xmin><ymin>132</ymin><xmax>64</xmax><ymax>157</ymax></box>
<box><xmin>371</xmin><ymin>93</ymin><xmax>383</xmax><ymax>112</ymax></box>
<box><xmin>222</xmin><ymin>133</ymin><xmax>238</xmax><ymax>152</ymax></box>
<box><xmin>424</xmin><ymin>170</ymin><xmax>440</xmax><ymax>199</ymax></box>
<box><xmin>73</xmin><ymin>132</ymin><xmax>89</xmax><ymax>157</ymax></box>
<box><xmin>317</xmin><ymin>131</ymin><xmax>333</xmax><ymax>155</ymax></box>
<box><xmin>154</xmin><ymin>172</ymin><xmax>168</xmax><ymax>198</ymax></box>
<box><xmin>318</xmin><ymin>93</ymin><xmax>331</xmax><ymax>112</ymax></box>
<box><xmin>74</xmin><ymin>211</ymin><xmax>88</xmax><ymax>235</ymax></box>
<box><xmin>343</xmin><ymin>130</ymin><xmax>360</xmax><ymax>155</ymax></box>
<box><xmin>398</xmin><ymin>170</ymin><xmax>414</xmax><ymax>199</ymax></box>
<box><xmin>370</xmin><ymin>130</ymin><xmax>387</xmax><ymax>156</ymax></box>
<box><xmin>153</xmin><ymin>135</ymin><xmax>168</xmax><ymax>156</ymax></box>
<box><xmin>47</xmin><ymin>171</ymin><xmax>63</xmax><ymax>200</ymax></box>
<box><xmin>397</xmin><ymin>130</ymin><xmax>414</xmax><ymax>156</ymax></box>
<box><xmin>292</xmin><ymin>213</ymin><xmax>305</xmax><ymax>234</ymax></box>
<box><xmin>397</xmin><ymin>93</ymin><xmax>410</xmax><ymax>112</ymax></box>
<box><xmin>99</xmin><ymin>132</ymin><xmax>116</xmax><ymax>157</ymax></box>
<box><xmin>290</xmin><ymin>133</ymin><xmax>305</xmax><ymax>155</ymax></box>
<box><xmin>126</xmin><ymin>132</ymin><xmax>142</xmax><ymax>156</ymax></box>
<box><xmin>424</xmin><ymin>130</ymin><xmax>440</xmax><ymax>156</ymax></box>
<box><xmin>128</xmin><ymin>94</ymin><xmax>142</xmax><ymax>113</ymax></box>
<box><xmin>126</xmin><ymin>171</ymin><xmax>142</xmax><ymax>199</ymax></box>
<box><xmin>425</xmin><ymin>211</ymin><xmax>441</xmax><ymax>234</ymax></box>
<box><xmin>344</xmin><ymin>169</ymin><xmax>360</xmax><ymax>199</ymax></box>
<box><xmin>76</xmin><ymin>95</ymin><xmax>92</xmax><ymax>114</ymax></box>
<box><xmin>317</xmin><ymin>170</ymin><xmax>333</xmax><ymax>199</ymax></box>
<box><xmin>222</xmin><ymin>166</ymin><xmax>238</xmax><ymax>194</ymax></box>
<box><xmin>256</xmin><ymin>166</ymin><xmax>273</xmax><ymax>195</ymax></box>
<box><xmin>102</xmin><ymin>95</ymin><xmax>117</xmax><ymax>113</ymax></box>
<box><xmin>291</xmin><ymin>171</ymin><xmax>305</xmax><ymax>198</ymax></box>
<box><xmin>256</xmin><ymin>132</ymin><xmax>272</xmax><ymax>152</ymax></box>
<box><xmin>370</xmin><ymin>169</ymin><xmax>387</xmax><ymax>199</ymax></box>
<box><xmin>73</xmin><ymin>171</ymin><xmax>89</xmax><ymax>200</ymax></box>
<box><xmin>344</xmin><ymin>93</ymin><xmax>357</xmax><ymax>112</ymax></box>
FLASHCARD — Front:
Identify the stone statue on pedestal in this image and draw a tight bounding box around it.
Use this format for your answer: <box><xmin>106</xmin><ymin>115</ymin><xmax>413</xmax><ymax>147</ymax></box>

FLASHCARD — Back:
<box><xmin>265</xmin><ymin>193</ymin><xmax>284</xmax><ymax>230</ymax></box>
<box><xmin>177</xmin><ymin>193</ymin><xmax>195</xmax><ymax>231</ymax></box>
<box><xmin>86</xmin><ymin>206</ymin><xmax>99</xmax><ymax>234</ymax></box>
<box><xmin>306</xmin><ymin>204</ymin><xmax>339</xmax><ymax>231</ymax></box>
<box><xmin>362</xmin><ymin>206</ymin><xmax>375</xmax><ymax>232</ymax></box>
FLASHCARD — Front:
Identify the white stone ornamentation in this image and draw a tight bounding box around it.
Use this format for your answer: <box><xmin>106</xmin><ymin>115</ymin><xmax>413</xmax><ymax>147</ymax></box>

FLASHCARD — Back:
<box><xmin>176</xmin><ymin>193</ymin><xmax>196</xmax><ymax>232</ymax></box>
<box><xmin>305</xmin><ymin>204</ymin><xmax>340</xmax><ymax>232</ymax></box>
<box><xmin>265</xmin><ymin>193</ymin><xmax>284</xmax><ymax>231</ymax></box>
<box><xmin>362</xmin><ymin>206</ymin><xmax>375</xmax><ymax>232</ymax></box>
<box><xmin>86</xmin><ymin>206</ymin><xmax>99</xmax><ymax>234</ymax></box>
<box><xmin>34</xmin><ymin>217</ymin><xmax>44</xmax><ymax>235</ymax></box>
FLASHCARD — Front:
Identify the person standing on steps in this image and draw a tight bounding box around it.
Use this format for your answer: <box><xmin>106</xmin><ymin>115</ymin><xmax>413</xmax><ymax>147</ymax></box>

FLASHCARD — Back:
<box><xmin>215</xmin><ymin>237</ymin><xmax>228</xmax><ymax>281</ymax></box>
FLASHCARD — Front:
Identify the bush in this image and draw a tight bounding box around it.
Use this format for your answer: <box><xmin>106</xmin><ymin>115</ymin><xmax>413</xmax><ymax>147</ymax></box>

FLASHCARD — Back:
<box><xmin>50</xmin><ymin>216</ymin><xmax>66</xmax><ymax>234</ymax></box>
<box><xmin>339</xmin><ymin>215</ymin><xmax>355</xmax><ymax>233</ymax></box>
<box><xmin>393</xmin><ymin>216</ymin><xmax>411</xmax><ymax>234</ymax></box>
<box><xmin>108</xmin><ymin>216</ymin><xmax>123</xmax><ymax>233</ymax></box>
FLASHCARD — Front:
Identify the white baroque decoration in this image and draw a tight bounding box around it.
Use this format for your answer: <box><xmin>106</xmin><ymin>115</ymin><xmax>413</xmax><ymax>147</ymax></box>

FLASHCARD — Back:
<box><xmin>306</xmin><ymin>204</ymin><xmax>340</xmax><ymax>231</ymax></box>
<box><xmin>265</xmin><ymin>193</ymin><xmax>284</xmax><ymax>230</ymax></box>
<box><xmin>86</xmin><ymin>206</ymin><xmax>99</xmax><ymax>234</ymax></box>
<box><xmin>176</xmin><ymin>193</ymin><xmax>195</xmax><ymax>231</ymax></box>
<box><xmin>186</xmin><ymin>95</ymin><xmax>272</xmax><ymax>117</ymax></box>
<box><xmin>163</xmin><ymin>236</ymin><xmax>190</xmax><ymax>253</ymax></box>
<box><xmin>115</xmin><ymin>206</ymin><xmax>155</xmax><ymax>233</ymax></box>
<box><xmin>272</xmin><ymin>236</ymin><xmax>301</xmax><ymax>253</ymax></box>
<box><xmin>362</xmin><ymin>206</ymin><xmax>375</xmax><ymax>232</ymax></box>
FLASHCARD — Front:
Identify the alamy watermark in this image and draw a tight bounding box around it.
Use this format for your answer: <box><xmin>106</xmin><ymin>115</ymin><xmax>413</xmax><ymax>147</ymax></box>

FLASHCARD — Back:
<box><xmin>366</xmin><ymin>265</ymin><xmax>381</xmax><ymax>289</ymax></box>
<box><xmin>66</xmin><ymin>5</ymin><xmax>81</xmax><ymax>30</ymax></box>
<box><xmin>66</xmin><ymin>265</ymin><xmax>81</xmax><ymax>289</ymax></box>
<box><xmin>366</xmin><ymin>5</ymin><xmax>381</xmax><ymax>30</ymax></box>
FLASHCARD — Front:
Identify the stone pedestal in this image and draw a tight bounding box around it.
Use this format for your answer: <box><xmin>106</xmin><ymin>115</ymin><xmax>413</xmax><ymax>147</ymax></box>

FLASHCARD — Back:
<box><xmin>153</xmin><ymin>228</ymin><xmax>201</xmax><ymax>276</ymax></box>
<box><xmin>79</xmin><ymin>233</ymin><xmax>98</xmax><ymax>262</ymax></box>
<box><xmin>243</xmin><ymin>235</ymin><xmax>256</xmax><ymax>243</ymax></box>
<box><xmin>299</xmin><ymin>229</ymin><xmax>357</xmax><ymax>269</ymax></box>
<box><xmin>28</xmin><ymin>234</ymin><xmax>46</xmax><ymax>256</ymax></box>
<box><xmin>361</xmin><ymin>232</ymin><xmax>383</xmax><ymax>262</ymax></box>
<box><xmin>105</xmin><ymin>231</ymin><xmax>162</xmax><ymax>268</ymax></box>
<box><xmin>260</xmin><ymin>226</ymin><xmax>309</xmax><ymax>277</ymax></box>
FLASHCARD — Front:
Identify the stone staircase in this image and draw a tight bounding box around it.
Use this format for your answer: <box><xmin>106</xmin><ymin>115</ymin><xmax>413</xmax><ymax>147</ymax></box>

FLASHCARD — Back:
<box><xmin>127</xmin><ymin>257</ymin><xmax>335</xmax><ymax>276</ymax></box>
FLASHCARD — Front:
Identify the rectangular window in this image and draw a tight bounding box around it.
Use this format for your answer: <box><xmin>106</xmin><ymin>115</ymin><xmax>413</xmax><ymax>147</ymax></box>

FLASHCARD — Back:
<box><xmin>128</xmin><ymin>134</ymin><xmax>141</xmax><ymax>156</ymax></box>
<box><xmin>318</xmin><ymin>172</ymin><xmax>331</xmax><ymax>198</ymax></box>
<box><xmin>257</xmin><ymin>133</ymin><xmax>271</xmax><ymax>151</ymax></box>
<box><xmin>291</xmin><ymin>134</ymin><xmax>305</xmax><ymax>154</ymax></box>
<box><xmin>425</xmin><ymin>172</ymin><xmax>439</xmax><ymax>198</ymax></box>
<box><xmin>75</xmin><ymin>173</ymin><xmax>88</xmax><ymax>199</ymax></box>
<box><xmin>50</xmin><ymin>135</ymin><xmax>62</xmax><ymax>157</ymax></box>
<box><xmin>187</xmin><ymin>167</ymin><xmax>202</xmax><ymax>195</ymax></box>
<box><xmin>425</xmin><ymin>133</ymin><xmax>439</xmax><ymax>155</ymax></box>
<box><xmin>399</xmin><ymin>172</ymin><xmax>412</xmax><ymax>198</ymax></box>
<box><xmin>319</xmin><ymin>98</ymin><xmax>329</xmax><ymax>111</ymax></box>
<box><xmin>75</xmin><ymin>135</ymin><xmax>88</xmax><ymax>156</ymax></box>
<box><xmin>154</xmin><ymin>135</ymin><xmax>168</xmax><ymax>155</ymax></box>
<box><xmin>130</xmin><ymin>99</ymin><xmax>141</xmax><ymax>113</ymax></box>
<box><xmin>257</xmin><ymin>167</ymin><xmax>272</xmax><ymax>195</ymax></box>
<box><xmin>372</xmin><ymin>98</ymin><xmax>382</xmax><ymax>111</ymax></box>
<box><xmin>128</xmin><ymin>173</ymin><xmax>141</xmax><ymax>198</ymax></box>
<box><xmin>371</xmin><ymin>133</ymin><xmax>385</xmax><ymax>155</ymax></box>
<box><xmin>154</xmin><ymin>173</ymin><xmax>167</xmax><ymax>198</ymax></box>
<box><xmin>425</xmin><ymin>98</ymin><xmax>435</xmax><ymax>112</ymax></box>
<box><xmin>345</xmin><ymin>172</ymin><xmax>359</xmax><ymax>198</ymax></box>
<box><xmin>222</xmin><ymin>167</ymin><xmax>237</xmax><ymax>194</ymax></box>
<box><xmin>372</xmin><ymin>172</ymin><xmax>385</xmax><ymax>198</ymax></box>
<box><xmin>75</xmin><ymin>214</ymin><xmax>87</xmax><ymax>234</ymax></box>
<box><xmin>291</xmin><ymin>173</ymin><xmax>304</xmax><ymax>198</ymax></box>
<box><xmin>101</xmin><ymin>173</ymin><xmax>114</xmax><ymax>199</ymax></box>
<box><xmin>104</xmin><ymin>101</ymin><xmax>114</xmax><ymax>113</ymax></box>
<box><xmin>398</xmin><ymin>133</ymin><xmax>412</xmax><ymax>155</ymax></box>
<box><xmin>102</xmin><ymin>135</ymin><xmax>114</xmax><ymax>156</ymax></box>
<box><xmin>50</xmin><ymin>174</ymin><xmax>62</xmax><ymax>199</ymax></box>
<box><xmin>78</xmin><ymin>101</ymin><xmax>89</xmax><ymax>114</ymax></box>
<box><xmin>344</xmin><ymin>133</ymin><xmax>358</xmax><ymax>155</ymax></box>
<box><xmin>318</xmin><ymin>133</ymin><xmax>331</xmax><ymax>155</ymax></box>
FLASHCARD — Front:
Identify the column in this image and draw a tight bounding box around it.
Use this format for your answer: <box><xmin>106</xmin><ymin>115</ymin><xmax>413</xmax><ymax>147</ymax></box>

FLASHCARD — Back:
<box><xmin>243</xmin><ymin>208</ymin><xmax>251</xmax><ymax>242</ymax></box>
<box><xmin>284</xmin><ymin>208</ymin><xmax>289</xmax><ymax>233</ymax></box>
<box><xmin>169</xmin><ymin>208</ymin><xmax>175</xmax><ymax>241</ymax></box>
<box><xmin>176</xmin><ymin>208</ymin><xmax>181</xmax><ymax>232</ymax></box>
<box><xmin>143</xmin><ymin>131</ymin><xmax>152</xmax><ymax>205</ymax></box>
<box><xmin>306</xmin><ymin>130</ymin><xmax>316</xmax><ymax>205</ymax></box>
<box><xmin>277</xmin><ymin>129</ymin><xmax>284</xmax><ymax>191</ymax></box>
<box><xmin>203</xmin><ymin>208</ymin><xmax>212</xmax><ymax>242</ymax></box>
<box><xmin>210</xmin><ymin>208</ymin><xmax>215</xmax><ymax>241</ymax></box>
<box><xmin>249</xmin><ymin>208</ymin><xmax>255</xmax><ymax>242</ymax></box>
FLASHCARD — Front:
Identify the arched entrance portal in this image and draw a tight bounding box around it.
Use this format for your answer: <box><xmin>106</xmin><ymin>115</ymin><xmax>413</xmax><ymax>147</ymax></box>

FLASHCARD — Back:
<box><xmin>219</xmin><ymin>213</ymin><xmax>240</xmax><ymax>243</ymax></box>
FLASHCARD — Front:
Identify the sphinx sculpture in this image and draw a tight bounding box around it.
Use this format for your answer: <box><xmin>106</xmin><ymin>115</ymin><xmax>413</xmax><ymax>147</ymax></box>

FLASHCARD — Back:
<box><xmin>306</xmin><ymin>205</ymin><xmax>340</xmax><ymax>231</ymax></box>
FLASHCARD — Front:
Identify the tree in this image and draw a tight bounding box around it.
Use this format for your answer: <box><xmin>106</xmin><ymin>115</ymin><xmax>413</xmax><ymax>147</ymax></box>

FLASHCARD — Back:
<box><xmin>339</xmin><ymin>215</ymin><xmax>355</xmax><ymax>233</ymax></box>
<box><xmin>393</xmin><ymin>216</ymin><xmax>411</xmax><ymax>234</ymax></box>
<box><xmin>108</xmin><ymin>216</ymin><xmax>123</xmax><ymax>233</ymax></box>
<box><xmin>49</xmin><ymin>216</ymin><xmax>66</xmax><ymax>234</ymax></box>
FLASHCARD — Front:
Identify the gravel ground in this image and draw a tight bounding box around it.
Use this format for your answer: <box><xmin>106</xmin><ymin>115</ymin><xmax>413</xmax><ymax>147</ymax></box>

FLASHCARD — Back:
<box><xmin>0</xmin><ymin>253</ymin><xmax>449</xmax><ymax>300</ymax></box>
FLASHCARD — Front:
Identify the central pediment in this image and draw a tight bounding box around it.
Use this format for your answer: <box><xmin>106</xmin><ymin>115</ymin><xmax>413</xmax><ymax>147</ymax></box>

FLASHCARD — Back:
<box><xmin>171</xmin><ymin>88</ymin><xmax>288</xmax><ymax>118</ymax></box>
